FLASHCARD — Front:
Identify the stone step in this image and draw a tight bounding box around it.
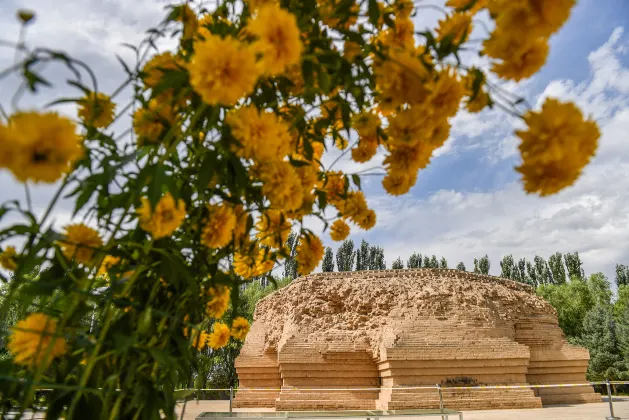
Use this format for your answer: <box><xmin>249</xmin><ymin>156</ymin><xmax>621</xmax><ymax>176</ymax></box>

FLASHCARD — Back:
<box><xmin>278</xmin><ymin>392</ymin><xmax>379</xmax><ymax>401</ymax></box>
<box><xmin>540</xmin><ymin>393</ymin><xmax>602</xmax><ymax>405</ymax></box>
<box><xmin>275</xmin><ymin>401</ymin><xmax>377</xmax><ymax>411</ymax></box>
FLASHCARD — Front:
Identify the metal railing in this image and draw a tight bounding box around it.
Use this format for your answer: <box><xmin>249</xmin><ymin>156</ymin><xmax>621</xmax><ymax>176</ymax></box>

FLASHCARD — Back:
<box><xmin>176</xmin><ymin>380</ymin><xmax>629</xmax><ymax>420</ymax></box>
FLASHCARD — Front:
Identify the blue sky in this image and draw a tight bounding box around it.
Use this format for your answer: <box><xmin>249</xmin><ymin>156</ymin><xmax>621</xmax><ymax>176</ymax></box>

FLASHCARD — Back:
<box><xmin>1</xmin><ymin>1</ymin><xmax>629</xmax><ymax>285</ymax></box>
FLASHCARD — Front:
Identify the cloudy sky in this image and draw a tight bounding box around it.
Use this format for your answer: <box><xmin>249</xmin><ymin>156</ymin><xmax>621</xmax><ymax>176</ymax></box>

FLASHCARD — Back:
<box><xmin>1</xmin><ymin>0</ymin><xmax>629</xmax><ymax>284</ymax></box>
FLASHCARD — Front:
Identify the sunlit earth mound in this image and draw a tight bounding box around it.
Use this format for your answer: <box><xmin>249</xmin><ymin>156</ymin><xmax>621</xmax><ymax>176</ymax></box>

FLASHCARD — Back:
<box><xmin>234</xmin><ymin>269</ymin><xmax>601</xmax><ymax>411</ymax></box>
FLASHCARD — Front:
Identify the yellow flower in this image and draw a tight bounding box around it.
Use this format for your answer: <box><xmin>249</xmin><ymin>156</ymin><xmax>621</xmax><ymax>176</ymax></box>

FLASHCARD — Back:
<box><xmin>189</xmin><ymin>34</ymin><xmax>259</xmax><ymax>105</ymax></box>
<box><xmin>8</xmin><ymin>313</ymin><xmax>66</xmax><ymax>369</ymax></box>
<box><xmin>490</xmin><ymin>37</ymin><xmax>549</xmax><ymax>81</ymax></box>
<box><xmin>0</xmin><ymin>246</ymin><xmax>18</xmax><ymax>271</ymax></box>
<box><xmin>489</xmin><ymin>0</ymin><xmax>574</xmax><ymax>38</ymax></box>
<box><xmin>380</xmin><ymin>17</ymin><xmax>415</xmax><ymax>49</ymax></box>
<box><xmin>256</xmin><ymin>210</ymin><xmax>291</xmax><ymax>249</ymax></box>
<box><xmin>208</xmin><ymin>322</ymin><xmax>231</xmax><ymax>349</ymax></box>
<box><xmin>233</xmin><ymin>246</ymin><xmax>275</xmax><ymax>279</ymax></box>
<box><xmin>382</xmin><ymin>171</ymin><xmax>417</xmax><ymax>195</ymax></box>
<box><xmin>59</xmin><ymin>224</ymin><xmax>103</xmax><ymax>265</ymax></box>
<box><xmin>295</xmin><ymin>233</ymin><xmax>324</xmax><ymax>275</ymax></box>
<box><xmin>97</xmin><ymin>255</ymin><xmax>121</xmax><ymax>277</ymax></box>
<box><xmin>428</xmin><ymin>68</ymin><xmax>465</xmax><ymax>118</ymax></box>
<box><xmin>285</xmin><ymin>64</ymin><xmax>305</xmax><ymax>94</ymax></box>
<box><xmin>344</xmin><ymin>40</ymin><xmax>362</xmax><ymax>62</ymax></box>
<box><xmin>394</xmin><ymin>0</ymin><xmax>414</xmax><ymax>18</ymax></box>
<box><xmin>386</xmin><ymin>107</ymin><xmax>430</xmax><ymax>147</ymax></box>
<box><xmin>466</xmin><ymin>89</ymin><xmax>490</xmax><ymax>113</ymax></box>
<box><xmin>78</xmin><ymin>92</ymin><xmax>116</xmax><ymax>128</ymax></box>
<box><xmin>206</xmin><ymin>284</ymin><xmax>231</xmax><ymax>318</ymax></box>
<box><xmin>429</xmin><ymin>120</ymin><xmax>452</xmax><ymax>149</ymax></box>
<box><xmin>330</xmin><ymin>219</ymin><xmax>350</xmax><ymax>241</ymax></box>
<box><xmin>321</xmin><ymin>171</ymin><xmax>347</xmax><ymax>205</ymax></box>
<box><xmin>201</xmin><ymin>204</ymin><xmax>237</xmax><ymax>249</ymax></box>
<box><xmin>437</xmin><ymin>12</ymin><xmax>473</xmax><ymax>45</ymax></box>
<box><xmin>192</xmin><ymin>330</ymin><xmax>209</xmax><ymax>351</ymax></box>
<box><xmin>351</xmin><ymin>136</ymin><xmax>378</xmax><ymax>163</ymax></box>
<box><xmin>4</xmin><ymin>112</ymin><xmax>82</xmax><ymax>184</ymax></box>
<box><xmin>446</xmin><ymin>0</ymin><xmax>487</xmax><ymax>14</ymax></box>
<box><xmin>352</xmin><ymin>111</ymin><xmax>381</xmax><ymax>138</ymax></box>
<box><xmin>174</xmin><ymin>4</ymin><xmax>198</xmax><ymax>41</ymax></box>
<box><xmin>227</xmin><ymin>106</ymin><xmax>294</xmax><ymax>162</ymax></box>
<box><xmin>233</xmin><ymin>205</ymin><xmax>250</xmax><ymax>248</ymax></box>
<box><xmin>374</xmin><ymin>48</ymin><xmax>431</xmax><ymax>111</ymax></box>
<box><xmin>319</xmin><ymin>0</ymin><xmax>359</xmax><ymax>29</ymax></box>
<box><xmin>137</xmin><ymin>193</ymin><xmax>187</xmax><ymax>239</ymax></box>
<box><xmin>133</xmin><ymin>99</ymin><xmax>177</xmax><ymax>146</ymax></box>
<box><xmin>248</xmin><ymin>4</ymin><xmax>303</xmax><ymax>75</ymax></box>
<box><xmin>259</xmin><ymin>161</ymin><xmax>304</xmax><ymax>211</ymax></box>
<box><xmin>230</xmin><ymin>317</ymin><xmax>250</xmax><ymax>341</ymax></box>
<box><xmin>384</xmin><ymin>143</ymin><xmax>433</xmax><ymax>175</ymax></box>
<box><xmin>142</xmin><ymin>52</ymin><xmax>182</xmax><ymax>89</ymax></box>
<box><xmin>515</xmin><ymin>98</ymin><xmax>599</xmax><ymax>196</ymax></box>
<box><xmin>355</xmin><ymin>209</ymin><xmax>376</xmax><ymax>230</ymax></box>
<box><xmin>0</xmin><ymin>123</ymin><xmax>16</xmax><ymax>169</ymax></box>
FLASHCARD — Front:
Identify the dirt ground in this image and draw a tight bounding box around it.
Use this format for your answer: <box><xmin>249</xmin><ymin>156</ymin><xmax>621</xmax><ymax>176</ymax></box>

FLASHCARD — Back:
<box><xmin>176</xmin><ymin>397</ymin><xmax>629</xmax><ymax>420</ymax></box>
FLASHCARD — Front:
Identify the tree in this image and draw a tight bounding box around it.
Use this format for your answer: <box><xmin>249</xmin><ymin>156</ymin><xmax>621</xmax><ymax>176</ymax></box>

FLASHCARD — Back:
<box><xmin>616</xmin><ymin>264</ymin><xmax>629</xmax><ymax>288</ymax></box>
<box><xmin>526</xmin><ymin>260</ymin><xmax>538</xmax><ymax>287</ymax></box>
<box><xmin>615</xmin><ymin>285</ymin><xmax>629</xmax><ymax>321</ymax></box>
<box><xmin>456</xmin><ymin>262</ymin><xmax>466</xmax><ymax>271</ymax></box>
<box><xmin>531</xmin><ymin>255</ymin><xmax>553</xmax><ymax>285</ymax></box>
<box><xmin>407</xmin><ymin>252</ymin><xmax>422</xmax><ymax>269</ymax></box>
<box><xmin>548</xmin><ymin>252</ymin><xmax>567</xmax><ymax>284</ymax></box>
<box><xmin>336</xmin><ymin>239</ymin><xmax>356</xmax><ymax>272</ymax></box>
<box><xmin>439</xmin><ymin>257</ymin><xmax>448</xmax><ymax>269</ymax></box>
<box><xmin>500</xmin><ymin>255</ymin><xmax>515</xmax><ymax>279</ymax></box>
<box><xmin>283</xmin><ymin>231</ymin><xmax>299</xmax><ymax>279</ymax></box>
<box><xmin>392</xmin><ymin>257</ymin><xmax>404</xmax><ymax>269</ymax></box>
<box><xmin>355</xmin><ymin>239</ymin><xmax>370</xmax><ymax>271</ymax></box>
<box><xmin>587</xmin><ymin>273</ymin><xmax>612</xmax><ymax>307</ymax></box>
<box><xmin>322</xmin><ymin>247</ymin><xmax>334</xmax><ymax>272</ymax></box>
<box><xmin>428</xmin><ymin>255</ymin><xmax>437</xmax><ymax>268</ymax></box>
<box><xmin>475</xmin><ymin>255</ymin><xmax>490</xmax><ymax>275</ymax></box>
<box><xmin>616</xmin><ymin>292</ymin><xmax>629</xmax><ymax>361</ymax></box>
<box><xmin>564</xmin><ymin>252</ymin><xmax>585</xmax><ymax>281</ymax></box>
<box><xmin>368</xmin><ymin>246</ymin><xmax>386</xmax><ymax>270</ymax></box>
<box><xmin>537</xmin><ymin>280</ymin><xmax>593</xmax><ymax>338</ymax></box>
<box><xmin>423</xmin><ymin>255</ymin><xmax>430</xmax><ymax>268</ymax></box>
<box><xmin>572</xmin><ymin>306</ymin><xmax>629</xmax><ymax>382</ymax></box>
<box><xmin>516</xmin><ymin>258</ymin><xmax>528</xmax><ymax>284</ymax></box>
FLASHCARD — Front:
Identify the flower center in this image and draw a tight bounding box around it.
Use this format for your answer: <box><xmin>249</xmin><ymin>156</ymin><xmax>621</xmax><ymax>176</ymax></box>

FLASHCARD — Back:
<box><xmin>32</xmin><ymin>150</ymin><xmax>50</xmax><ymax>163</ymax></box>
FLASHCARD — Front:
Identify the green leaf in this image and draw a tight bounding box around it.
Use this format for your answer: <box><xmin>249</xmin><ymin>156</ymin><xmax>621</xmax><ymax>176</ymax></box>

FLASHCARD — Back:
<box><xmin>67</xmin><ymin>80</ymin><xmax>92</xmax><ymax>95</ymax></box>
<box><xmin>148</xmin><ymin>164</ymin><xmax>167</xmax><ymax>208</ymax></box>
<box><xmin>368</xmin><ymin>0</ymin><xmax>380</xmax><ymax>26</ymax></box>
<box><xmin>23</xmin><ymin>69</ymin><xmax>52</xmax><ymax>92</ymax></box>
<box><xmin>351</xmin><ymin>174</ymin><xmax>362</xmax><ymax>190</ymax></box>
<box><xmin>116</xmin><ymin>54</ymin><xmax>132</xmax><ymax>76</ymax></box>
<box><xmin>73</xmin><ymin>186</ymin><xmax>97</xmax><ymax>217</ymax></box>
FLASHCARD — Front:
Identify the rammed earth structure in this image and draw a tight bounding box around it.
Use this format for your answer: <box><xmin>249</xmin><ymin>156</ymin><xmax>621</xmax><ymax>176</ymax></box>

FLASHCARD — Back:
<box><xmin>234</xmin><ymin>269</ymin><xmax>601</xmax><ymax>411</ymax></box>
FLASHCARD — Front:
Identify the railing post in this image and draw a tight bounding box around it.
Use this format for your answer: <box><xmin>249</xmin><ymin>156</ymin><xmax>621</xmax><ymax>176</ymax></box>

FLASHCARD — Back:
<box><xmin>605</xmin><ymin>379</ymin><xmax>619</xmax><ymax>420</ymax></box>
<box><xmin>437</xmin><ymin>384</ymin><xmax>445</xmax><ymax>420</ymax></box>
<box><xmin>229</xmin><ymin>386</ymin><xmax>234</xmax><ymax>416</ymax></box>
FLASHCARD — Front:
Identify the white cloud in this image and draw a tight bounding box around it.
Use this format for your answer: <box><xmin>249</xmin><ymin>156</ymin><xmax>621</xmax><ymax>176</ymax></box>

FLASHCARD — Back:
<box><xmin>339</xmin><ymin>28</ymin><xmax>629</xmax><ymax>285</ymax></box>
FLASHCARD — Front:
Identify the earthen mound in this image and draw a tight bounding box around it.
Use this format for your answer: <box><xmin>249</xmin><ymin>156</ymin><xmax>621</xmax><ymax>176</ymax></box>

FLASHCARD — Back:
<box><xmin>234</xmin><ymin>269</ymin><xmax>600</xmax><ymax>411</ymax></box>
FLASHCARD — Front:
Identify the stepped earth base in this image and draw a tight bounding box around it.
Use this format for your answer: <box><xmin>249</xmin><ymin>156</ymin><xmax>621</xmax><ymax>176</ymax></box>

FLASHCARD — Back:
<box><xmin>234</xmin><ymin>269</ymin><xmax>601</xmax><ymax>411</ymax></box>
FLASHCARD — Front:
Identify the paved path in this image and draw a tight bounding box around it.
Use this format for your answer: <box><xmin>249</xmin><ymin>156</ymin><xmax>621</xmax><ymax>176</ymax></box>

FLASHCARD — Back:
<box><xmin>176</xmin><ymin>398</ymin><xmax>629</xmax><ymax>420</ymax></box>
